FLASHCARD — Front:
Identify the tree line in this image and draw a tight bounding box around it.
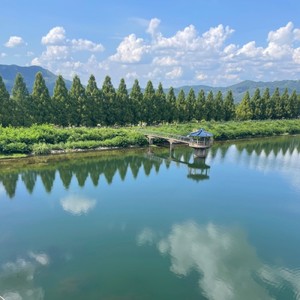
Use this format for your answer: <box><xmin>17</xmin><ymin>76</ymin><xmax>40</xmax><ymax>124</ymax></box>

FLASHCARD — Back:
<box><xmin>0</xmin><ymin>72</ymin><xmax>300</xmax><ymax>127</ymax></box>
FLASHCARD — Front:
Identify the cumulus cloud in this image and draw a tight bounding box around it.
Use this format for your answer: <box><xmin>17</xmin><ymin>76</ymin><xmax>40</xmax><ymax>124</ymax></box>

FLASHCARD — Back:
<box><xmin>138</xmin><ymin>221</ymin><xmax>300</xmax><ymax>300</ymax></box>
<box><xmin>41</xmin><ymin>26</ymin><xmax>66</xmax><ymax>45</ymax></box>
<box><xmin>60</xmin><ymin>194</ymin><xmax>96</xmax><ymax>216</ymax></box>
<box><xmin>31</xmin><ymin>26</ymin><xmax>104</xmax><ymax>81</ymax></box>
<box><xmin>30</xmin><ymin>20</ymin><xmax>300</xmax><ymax>87</ymax></box>
<box><xmin>110</xmin><ymin>34</ymin><xmax>148</xmax><ymax>63</ymax></box>
<box><xmin>5</xmin><ymin>36</ymin><xmax>25</xmax><ymax>48</ymax></box>
<box><xmin>71</xmin><ymin>39</ymin><xmax>104</xmax><ymax>52</ymax></box>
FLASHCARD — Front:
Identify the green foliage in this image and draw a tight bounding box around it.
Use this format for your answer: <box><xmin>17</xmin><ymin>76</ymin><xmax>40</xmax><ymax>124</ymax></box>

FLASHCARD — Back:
<box><xmin>145</xmin><ymin>119</ymin><xmax>300</xmax><ymax>141</ymax></box>
<box><xmin>1</xmin><ymin>71</ymin><xmax>300</xmax><ymax>129</ymax></box>
<box><xmin>32</xmin><ymin>72</ymin><xmax>52</xmax><ymax>124</ymax></box>
<box><xmin>236</xmin><ymin>91</ymin><xmax>252</xmax><ymax>120</ymax></box>
<box><xmin>32</xmin><ymin>143</ymin><xmax>52</xmax><ymax>155</ymax></box>
<box><xmin>0</xmin><ymin>125</ymin><xmax>147</xmax><ymax>155</ymax></box>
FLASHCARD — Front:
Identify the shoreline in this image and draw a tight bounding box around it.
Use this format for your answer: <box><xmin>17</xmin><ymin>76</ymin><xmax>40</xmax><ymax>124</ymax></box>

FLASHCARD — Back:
<box><xmin>0</xmin><ymin>133</ymin><xmax>298</xmax><ymax>165</ymax></box>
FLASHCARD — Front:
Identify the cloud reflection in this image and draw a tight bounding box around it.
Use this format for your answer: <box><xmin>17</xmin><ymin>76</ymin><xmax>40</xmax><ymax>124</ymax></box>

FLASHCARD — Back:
<box><xmin>138</xmin><ymin>221</ymin><xmax>300</xmax><ymax>300</ymax></box>
<box><xmin>60</xmin><ymin>194</ymin><xmax>96</xmax><ymax>216</ymax></box>
<box><xmin>0</xmin><ymin>252</ymin><xmax>49</xmax><ymax>300</ymax></box>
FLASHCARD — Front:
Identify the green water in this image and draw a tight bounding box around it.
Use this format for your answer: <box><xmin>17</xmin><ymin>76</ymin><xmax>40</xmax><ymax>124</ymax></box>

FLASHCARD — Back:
<box><xmin>0</xmin><ymin>136</ymin><xmax>300</xmax><ymax>300</ymax></box>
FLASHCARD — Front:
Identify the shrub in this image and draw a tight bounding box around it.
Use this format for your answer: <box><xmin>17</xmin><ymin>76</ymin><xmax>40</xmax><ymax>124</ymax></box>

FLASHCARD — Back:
<box><xmin>2</xmin><ymin>142</ymin><xmax>30</xmax><ymax>154</ymax></box>
<box><xmin>32</xmin><ymin>143</ymin><xmax>51</xmax><ymax>155</ymax></box>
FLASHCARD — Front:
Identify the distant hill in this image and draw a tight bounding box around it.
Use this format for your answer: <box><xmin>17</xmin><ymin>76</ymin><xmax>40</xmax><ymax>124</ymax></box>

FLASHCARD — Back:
<box><xmin>0</xmin><ymin>64</ymin><xmax>72</xmax><ymax>95</ymax></box>
<box><xmin>174</xmin><ymin>79</ymin><xmax>300</xmax><ymax>102</ymax></box>
<box><xmin>1</xmin><ymin>64</ymin><xmax>300</xmax><ymax>102</ymax></box>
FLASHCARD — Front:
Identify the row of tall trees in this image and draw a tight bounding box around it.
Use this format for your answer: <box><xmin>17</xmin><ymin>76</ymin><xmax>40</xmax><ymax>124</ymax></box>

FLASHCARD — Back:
<box><xmin>0</xmin><ymin>72</ymin><xmax>300</xmax><ymax>127</ymax></box>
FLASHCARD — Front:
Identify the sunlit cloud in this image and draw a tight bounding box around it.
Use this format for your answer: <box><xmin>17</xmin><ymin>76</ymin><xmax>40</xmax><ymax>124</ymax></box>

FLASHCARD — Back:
<box><xmin>60</xmin><ymin>194</ymin><xmax>96</xmax><ymax>216</ymax></box>
<box><xmin>24</xmin><ymin>19</ymin><xmax>300</xmax><ymax>86</ymax></box>
<box><xmin>5</xmin><ymin>36</ymin><xmax>26</xmax><ymax>48</ymax></box>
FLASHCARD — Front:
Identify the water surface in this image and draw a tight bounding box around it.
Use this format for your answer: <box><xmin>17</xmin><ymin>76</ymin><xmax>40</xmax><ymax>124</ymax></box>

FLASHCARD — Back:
<box><xmin>0</xmin><ymin>136</ymin><xmax>300</xmax><ymax>300</ymax></box>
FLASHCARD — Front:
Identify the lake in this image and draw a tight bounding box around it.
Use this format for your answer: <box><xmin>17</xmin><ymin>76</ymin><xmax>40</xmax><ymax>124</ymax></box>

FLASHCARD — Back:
<box><xmin>0</xmin><ymin>136</ymin><xmax>300</xmax><ymax>300</ymax></box>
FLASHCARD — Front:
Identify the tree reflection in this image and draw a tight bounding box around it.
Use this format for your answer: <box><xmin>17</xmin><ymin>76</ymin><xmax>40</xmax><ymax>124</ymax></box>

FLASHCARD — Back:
<box><xmin>0</xmin><ymin>135</ymin><xmax>299</xmax><ymax>199</ymax></box>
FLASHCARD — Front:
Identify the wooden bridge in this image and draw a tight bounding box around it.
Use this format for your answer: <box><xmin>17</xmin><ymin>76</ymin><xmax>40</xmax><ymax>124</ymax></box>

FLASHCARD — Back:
<box><xmin>142</xmin><ymin>131</ymin><xmax>213</xmax><ymax>157</ymax></box>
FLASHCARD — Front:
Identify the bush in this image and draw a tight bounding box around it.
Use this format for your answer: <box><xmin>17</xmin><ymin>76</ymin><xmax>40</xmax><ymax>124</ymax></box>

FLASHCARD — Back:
<box><xmin>32</xmin><ymin>143</ymin><xmax>51</xmax><ymax>155</ymax></box>
<box><xmin>2</xmin><ymin>142</ymin><xmax>30</xmax><ymax>154</ymax></box>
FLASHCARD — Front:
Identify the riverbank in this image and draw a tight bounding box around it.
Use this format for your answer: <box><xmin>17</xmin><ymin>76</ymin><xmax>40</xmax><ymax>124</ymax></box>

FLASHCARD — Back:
<box><xmin>1</xmin><ymin>119</ymin><xmax>300</xmax><ymax>159</ymax></box>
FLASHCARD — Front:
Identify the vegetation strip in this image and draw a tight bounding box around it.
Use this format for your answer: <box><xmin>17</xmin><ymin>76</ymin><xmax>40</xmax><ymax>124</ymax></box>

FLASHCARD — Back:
<box><xmin>1</xmin><ymin>120</ymin><xmax>300</xmax><ymax>157</ymax></box>
<box><xmin>0</xmin><ymin>72</ymin><xmax>300</xmax><ymax>129</ymax></box>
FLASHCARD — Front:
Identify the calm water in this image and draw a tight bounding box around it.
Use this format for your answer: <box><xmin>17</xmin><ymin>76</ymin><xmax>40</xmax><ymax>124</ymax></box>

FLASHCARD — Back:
<box><xmin>1</xmin><ymin>136</ymin><xmax>300</xmax><ymax>300</ymax></box>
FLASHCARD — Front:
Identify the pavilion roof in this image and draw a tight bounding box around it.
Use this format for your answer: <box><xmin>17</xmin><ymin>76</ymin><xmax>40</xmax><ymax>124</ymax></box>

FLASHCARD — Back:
<box><xmin>188</xmin><ymin>128</ymin><xmax>213</xmax><ymax>138</ymax></box>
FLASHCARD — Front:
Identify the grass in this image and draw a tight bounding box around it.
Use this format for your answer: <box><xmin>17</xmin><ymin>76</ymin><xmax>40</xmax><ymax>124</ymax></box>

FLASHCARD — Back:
<box><xmin>0</xmin><ymin>119</ymin><xmax>300</xmax><ymax>157</ymax></box>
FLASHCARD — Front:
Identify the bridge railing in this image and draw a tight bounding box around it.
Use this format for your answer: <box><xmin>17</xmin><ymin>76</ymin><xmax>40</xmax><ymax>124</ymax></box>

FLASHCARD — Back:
<box><xmin>140</xmin><ymin>131</ymin><xmax>213</xmax><ymax>146</ymax></box>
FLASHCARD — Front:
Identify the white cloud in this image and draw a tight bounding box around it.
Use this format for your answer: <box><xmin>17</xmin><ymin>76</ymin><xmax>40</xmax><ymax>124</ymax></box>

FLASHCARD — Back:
<box><xmin>152</xmin><ymin>56</ymin><xmax>178</xmax><ymax>66</ymax></box>
<box><xmin>1</xmin><ymin>52</ymin><xmax>7</xmax><ymax>58</ymax></box>
<box><xmin>202</xmin><ymin>24</ymin><xmax>234</xmax><ymax>50</ymax></box>
<box><xmin>196</xmin><ymin>72</ymin><xmax>208</xmax><ymax>81</ymax></box>
<box><xmin>166</xmin><ymin>67</ymin><xmax>183</xmax><ymax>79</ymax></box>
<box><xmin>30</xmin><ymin>20</ymin><xmax>300</xmax><ymax>87</ymax></box>
<box><xmin>5</xmin><ymin>36</ymin><xmax>25</xmax><ymax>48</ymax></box>
<box><xmin>147</xmin><ymin>18</ymin><xmax>161</xmax><ymax>37</ymax></box>
<box><xmin>1</xmin><ymin>252</ymin><xmax>48</xmax><ymax>300</ymax></box>
<box><xmin>267</xmin><ymin>22</ymin><xmax>294</xmax><ymax>45</ymax></box>
<box><xmin>60</xmin><ymin>194</ymin><xmax>96</xmax><ymax>216</ymax></box>
<box><xmin>139</xmin><ymin>221</ymin><xmax>300</xmax><ymax>300</ymax></box>
<box><xmin>110</xmin><ymin>34</ymin><xmax>148</xmax><ymax>63</ymax></box>
<box><xmin>71</xmin><ymin>39</ymin><xmax>104</xmax><ymax>52</ymax></box>
<box><xmin>237</xmin><ymin>41</ymin><xmax>263</xmax><ymax>58</ymax></box>
<box><xmin>31</xmin><ymin>26</ymin><xmax>104</xmax><ymax>82</ymax></box>
<box><xmin>41</xmin><ymin>26</ymin><xmax>66</xmax><ymax>45</ymax></box>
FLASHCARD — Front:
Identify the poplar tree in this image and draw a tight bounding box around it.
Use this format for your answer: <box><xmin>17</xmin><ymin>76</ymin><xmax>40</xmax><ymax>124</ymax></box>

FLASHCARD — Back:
<box><xmin>223</xmin><ymin>90</ymin><xmax>235</xmax><ymax>121</ymax></box>
<box><xmin>116</xmin><ymin>78</ymin><xmax>130</xmax><ymax>125</ymax></box>
<box><xmin>176</xmin><ymin>89</ymin><xmax>186</xmax><ymax>122</ymax></box>
<box><xmin>195</xmin><ymin>90</ymin><xmax>206</xmax><ymax>121</ymax></box>
<box><xmin>69</xmin><ymin>75</ymin><xmax>86</xmax><ymax>126</ymax></box>
<box><xmin>263</xmin><ymin>88</ymin><xmax>273</xmax><ymax>119</ymax></box>
<box><xmin>155</xmin><ymin>82</ymin><xmax>167</xmax><ymax>123</ymax></box>
<box><xmin>285</xmin><ymin>90</ymin><xmax>298</xmax><ymax>119</ymax></box>
<box><xmin>166</xmin><ymin>87</ymin><xmax>177</xmax><ymax>123</ymax></box>
<box><xmin>0</xmin><ymin>76</ymin><xmax>12</xmax><ymax>126</ymax></box>
<box><xmin>52</xmin><ymin>75</ymin><xmax>69</xmax><ymax>126</ymax></box>
<box><xmin>205</xmin><ymin>91</ymin><xmax>214</xmax><ymax>120</ymax></box>
<box><xmin>279</xmin><ymin>88</ymin><xmax>289</xmax><ymax>119</ymax></box>
<box><xmin>11</xmin><ymin>73</ymin><xmax>31</xmax><ymax>126</ymax></box>
<box><xmin>86</xmin><ymin>74</ymin><xmax>103</xmax><ymax>126</ymax></box>
<box><xmin>31</xmin><ymin>72</ymin><xmax>52</xmax><ymax>124</ymax></box>
<box><xmin>102</xmin><ymin>76</ymin><xmax>116</xmax><ymax>125</ymax></box>
<box><xmin>236</xmin><ymin>91</ymin><xmax>252</xmax><ymax>120</ymax></box>
<box><xmin>251</xmin><ymin>88</ymin><xmax>262</xmax><ymax>120</ymax></box>
<box><xmin>185</xmin><ymin>88</ymin><xmax>196</xmax><ymax>121</ymax></box>
<box><xmin>270</xmin><ymin>88</ymin><xmax>281</xmax><ymax>119</ymax></box>
<box><xmin>143</xmin><ymin>80</ymin><xmax>156</xmax><ymax>124</ymax></box>
<box><xmin>129</xmin><ymin>79</ymin><xmax>143</xmax><ymax>125</ymax></box>
<box><xmin>214</xmin><ymin>91</ymin><xmax>224</xmax><ymax>121</ymax></box>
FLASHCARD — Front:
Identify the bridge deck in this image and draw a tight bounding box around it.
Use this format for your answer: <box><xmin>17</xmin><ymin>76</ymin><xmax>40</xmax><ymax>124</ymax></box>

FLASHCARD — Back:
<box><xmin>143</xmin><ymin>132</ymin><xmax>213</xmax><ymax>149</ymax></box>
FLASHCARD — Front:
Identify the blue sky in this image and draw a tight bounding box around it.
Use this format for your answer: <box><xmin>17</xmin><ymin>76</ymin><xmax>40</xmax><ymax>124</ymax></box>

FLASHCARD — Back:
<box><xmin>1</xmin><ymin>0</ymin><xmax>300</xmax><ymax>87</ymax></box>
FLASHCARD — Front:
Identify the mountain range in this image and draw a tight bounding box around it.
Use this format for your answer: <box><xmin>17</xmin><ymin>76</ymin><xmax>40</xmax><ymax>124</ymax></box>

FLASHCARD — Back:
<box><xmin>0</xmin><ymin>64</ymin><xmax>72</xmax><ymax>95</ymax></box>
<box><xmin>1</xmin><ymin>64</ymin><xmax>300</xmax><ymax>101</ymax></box>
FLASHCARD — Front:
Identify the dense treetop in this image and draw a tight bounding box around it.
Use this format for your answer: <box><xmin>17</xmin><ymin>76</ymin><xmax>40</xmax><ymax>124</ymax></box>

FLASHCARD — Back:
<box><xmin>0</xmin><ymin>72</ymin><xmax>300</xmax><ymax>127</ymax></box>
